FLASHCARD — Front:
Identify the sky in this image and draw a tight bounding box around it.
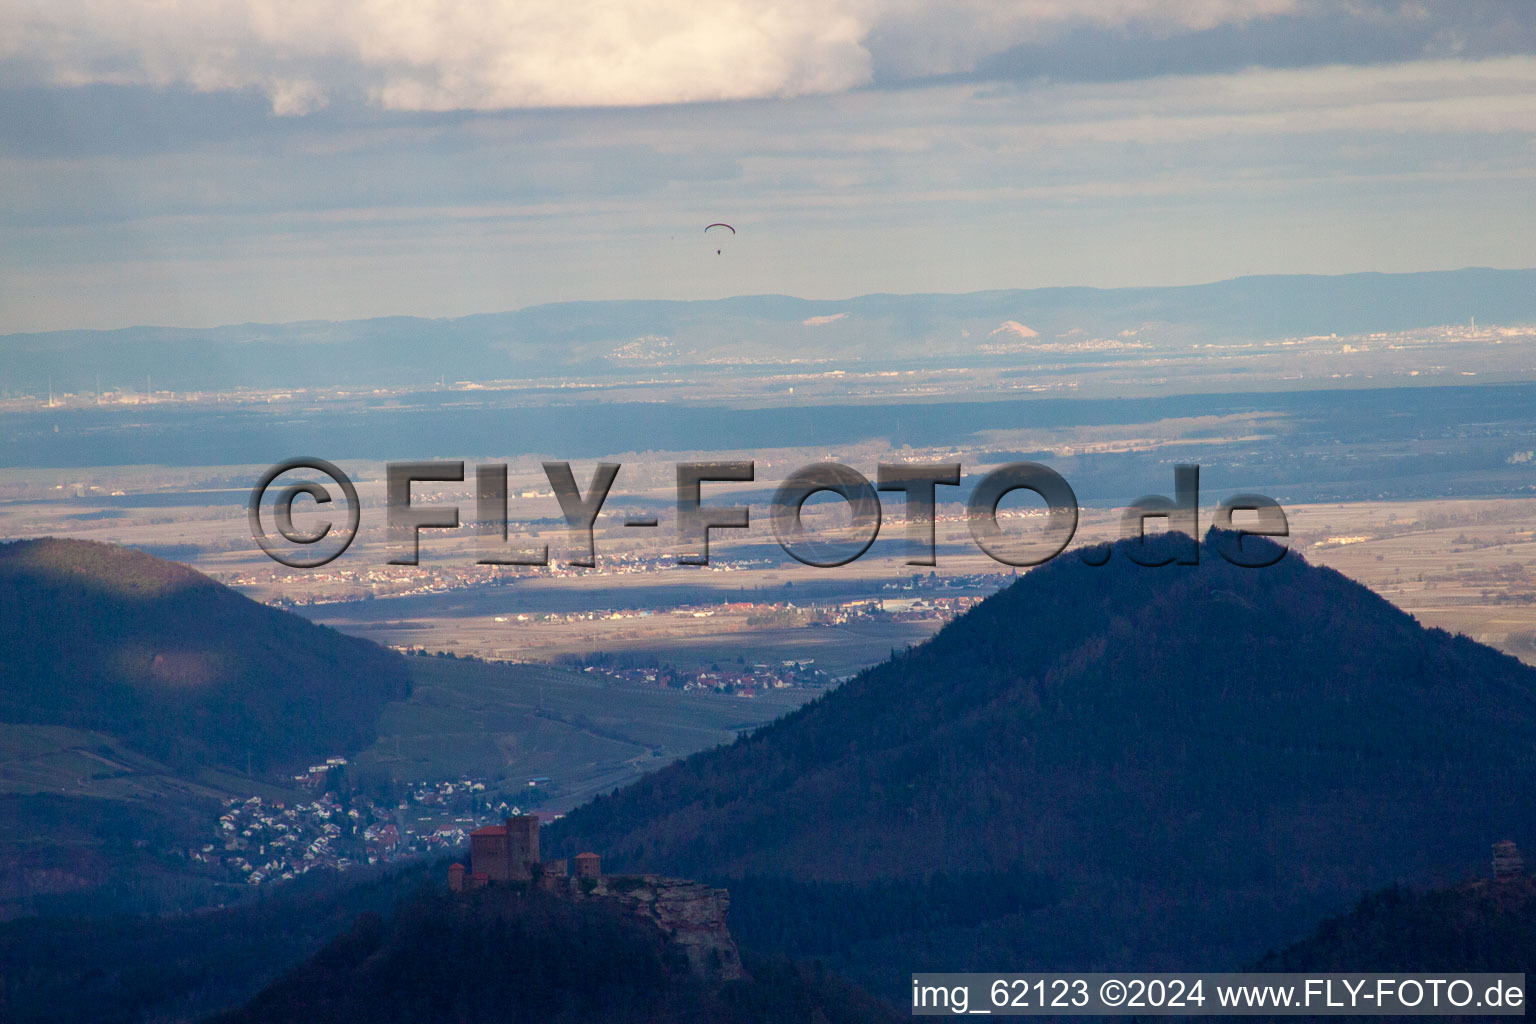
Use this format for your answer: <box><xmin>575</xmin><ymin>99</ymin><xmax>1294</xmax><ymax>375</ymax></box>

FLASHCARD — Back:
<box><xmin>1</xmin><ymin>0</ymin><xmax>1534</xmax><ymax>333</ymax></box>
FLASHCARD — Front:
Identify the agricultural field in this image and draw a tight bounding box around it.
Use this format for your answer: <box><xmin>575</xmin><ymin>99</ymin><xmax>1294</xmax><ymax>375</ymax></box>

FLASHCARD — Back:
<box><xmin>354</xmin><ymin>657</ymin><xmax>810</xmax><ymax>809</ymax></box>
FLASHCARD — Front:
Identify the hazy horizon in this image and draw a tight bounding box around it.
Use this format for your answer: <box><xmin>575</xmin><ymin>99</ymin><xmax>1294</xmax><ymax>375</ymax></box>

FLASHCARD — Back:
<box><xmin>3</xmin><ymin>1</ymin><xmax>1535</xmax><ymax>333</ymax></box>
<box><xmin>0</xmin><ymin>262</ymin><xmax>1532</xmax><ymax>338</ymax></box>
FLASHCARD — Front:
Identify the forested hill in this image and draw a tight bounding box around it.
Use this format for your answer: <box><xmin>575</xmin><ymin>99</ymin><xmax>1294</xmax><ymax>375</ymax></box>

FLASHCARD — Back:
<box><xmin>548</xmin><ymin>530</ymin><xmax>1536</xmax><ymax>972</ymax></box>
<box><xmin>214</xmin><ymin>885</ymin><xmax>900</xmax><ymax>1024</ymax></box>
<box><xmin>1253</xmin><ymin>874</ymin><xmax>1536</xmax><ymax>974</ymax></box>
<box><xmin>0</xmin><ymin>538</ymin><xmax>408</xmax><ymax>772</ymax></box>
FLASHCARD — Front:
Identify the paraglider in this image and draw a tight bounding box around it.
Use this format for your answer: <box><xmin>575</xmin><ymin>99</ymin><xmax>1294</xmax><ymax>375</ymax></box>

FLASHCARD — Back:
<box><xmin>705</xmin><ymin>222</ymin><xmax>734</xmax><ymax>255</ymax></box>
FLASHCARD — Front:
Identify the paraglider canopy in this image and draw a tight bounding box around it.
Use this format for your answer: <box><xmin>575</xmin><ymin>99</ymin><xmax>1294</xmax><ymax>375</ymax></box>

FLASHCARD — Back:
<box><xmin>705</xmin><ymin>222</ymin><xmax>734</xmax><ymax>255</ymax></box>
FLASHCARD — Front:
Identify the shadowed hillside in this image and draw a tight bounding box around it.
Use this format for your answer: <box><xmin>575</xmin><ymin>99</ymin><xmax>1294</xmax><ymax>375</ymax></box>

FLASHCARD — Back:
<box><xmin>0</xmin><ymin>538</ymin><xmax>409</xmax><ymax>773</ymax></box>
<box><xmin>0</xmin><ymin>861</ymin><xmax>439</xmax><ymax>1024</ymax></box>
<box><xmin>213</xmin><ymin>884</ymin><xmax>899</xmax><ymax>1024</ymax></box>
<box><xmin>1254</xmin><ymin>874</ymin><xmax>1536</xmax><ymax>974</ymax></box>
<box><xmin>546</xmin><ymin>530</ymin><xmax>1536</xmax><ymax>991</ymax></box>
<box><xmin>1236</xmin><ymin>874</ymin><xmax>1536</xmax><ymax>1023</ymax></box>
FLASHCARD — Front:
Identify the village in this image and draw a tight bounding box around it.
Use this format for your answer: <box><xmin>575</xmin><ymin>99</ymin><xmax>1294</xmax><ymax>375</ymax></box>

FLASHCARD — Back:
<box><xmin>191</xmin><ymin>764</ymin><xmax>556</xmax><ymax>887</ymax></box>
<box><xmin>223</xmin><ymin>552</ymin><xmax>777</xmax><ymax>608</ymax></box>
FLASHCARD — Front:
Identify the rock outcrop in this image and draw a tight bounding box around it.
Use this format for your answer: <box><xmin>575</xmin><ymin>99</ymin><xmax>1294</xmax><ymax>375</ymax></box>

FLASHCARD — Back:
<box><xmin>564</xmin><ymin>875</ymin><xmax>744</xmax><ymax>981</ymax></box>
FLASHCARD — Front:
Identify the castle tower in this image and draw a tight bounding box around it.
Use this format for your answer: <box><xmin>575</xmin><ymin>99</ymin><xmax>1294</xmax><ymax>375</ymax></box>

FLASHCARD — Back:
<box><xmin>507</xmin><ymin>814</ymin><xmax>540</xmax><ymax>872</ymax></box>
<box><xmin>466</xmin><ymin>814</ymin><xmax>545</xmax><ymax>882</ymax></box>
<box><xmin>1493</xmin><ymin>840</ymin><xmax>1523</xmax><ymax>879</ymax></box>
<box><xmin>575</xmin><ymin>851</ymin><xmax>601</xmax><ymax>878</ymax></box>
<box><xmin>448</xmin><ymin>862</ymin><xmax>465</xmax><ymax>892</ymax></box>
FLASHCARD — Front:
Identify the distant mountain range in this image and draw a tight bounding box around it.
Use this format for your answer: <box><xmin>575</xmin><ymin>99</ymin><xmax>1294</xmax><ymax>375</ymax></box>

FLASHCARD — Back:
<box><xmin>546</xmin><ymin>530</ymin><xmax>1536</xmax><ymax>998</ymax></box>
<box><xmin>3</xmin><ymin>268</ymin><xmax>1533</xmax><ymax>391</ymax></box>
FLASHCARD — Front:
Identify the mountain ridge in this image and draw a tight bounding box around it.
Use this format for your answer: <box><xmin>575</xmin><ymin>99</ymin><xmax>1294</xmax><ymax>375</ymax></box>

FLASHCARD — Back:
<box><xmin>7</xmin><ymin>267</ymin><xmax>1530</xmax><ymax>341</ymax></box>
<box><xmin>544</xmin><ymin>530</ymin><xmax>1536</xmax><ymax>986</ymax></box>
<box><xmin>6</xmin><ymin>267</ymin><xmax>1533</xmax><ymax>390</ymax></box>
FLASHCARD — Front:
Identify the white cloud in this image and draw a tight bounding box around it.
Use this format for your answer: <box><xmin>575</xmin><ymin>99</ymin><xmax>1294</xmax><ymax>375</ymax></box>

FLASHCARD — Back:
<box><xmin>0</xmin><ymin>0</ymin><xmax>1302</xmax><ymax>114</ymax></box>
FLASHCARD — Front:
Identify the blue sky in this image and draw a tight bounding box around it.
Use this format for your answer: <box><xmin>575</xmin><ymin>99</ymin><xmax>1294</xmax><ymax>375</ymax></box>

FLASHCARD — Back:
<box><xmin>1</xmin><ymin>0</ymin><xmax>1533</xmax><ymax>332</ymax></box>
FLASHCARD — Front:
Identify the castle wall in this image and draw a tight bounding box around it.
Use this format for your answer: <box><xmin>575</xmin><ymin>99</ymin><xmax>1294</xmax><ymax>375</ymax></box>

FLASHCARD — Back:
<box><xmin>470</xmin><ymin>832</ymin><xmax>511</xmax><ymax>882</ymax></box>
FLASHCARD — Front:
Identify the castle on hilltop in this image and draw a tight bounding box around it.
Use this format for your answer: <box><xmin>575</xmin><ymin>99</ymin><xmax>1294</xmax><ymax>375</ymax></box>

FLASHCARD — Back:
<box><xmin>444</xmin><ymin>814</ymin><xmax>741</xmax><ymax>981</ymax></box>
<box><xmin>448</xmin><ymin>814</ymin><xmax>600</xmax><ymax>891</ymax></box>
